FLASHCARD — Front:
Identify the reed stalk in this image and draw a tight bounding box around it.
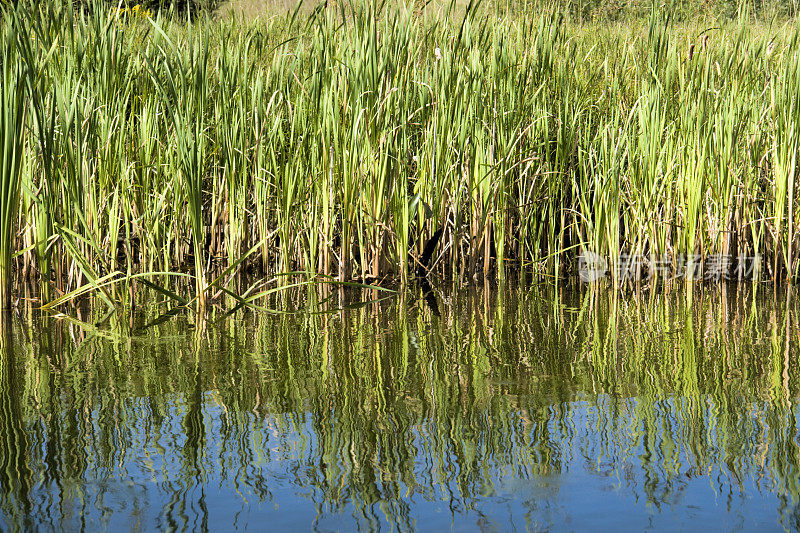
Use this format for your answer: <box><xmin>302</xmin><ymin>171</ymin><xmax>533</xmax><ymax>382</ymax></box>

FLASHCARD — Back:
<box><xmin>0</xmin><ymin>16</ymin><xmax>26</xmax><ymax>309</ymax></box>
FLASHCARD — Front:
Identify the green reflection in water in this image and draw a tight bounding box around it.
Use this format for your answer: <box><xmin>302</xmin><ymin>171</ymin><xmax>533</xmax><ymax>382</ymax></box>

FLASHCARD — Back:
<box><xmin>0</xmin><ymin>285</ymin><xmax>799</xmax><ymax>530</ymax></box>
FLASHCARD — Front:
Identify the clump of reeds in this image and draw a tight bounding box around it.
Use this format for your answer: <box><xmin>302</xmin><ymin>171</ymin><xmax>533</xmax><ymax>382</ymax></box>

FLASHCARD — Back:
<box><xmin>2</xmin><ymin>0</ymin><xmax>800</xmax><ymax>308</ymax></box>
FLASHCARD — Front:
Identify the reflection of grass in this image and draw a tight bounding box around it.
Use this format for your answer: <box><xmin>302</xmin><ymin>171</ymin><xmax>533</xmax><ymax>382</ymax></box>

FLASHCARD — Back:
<box><xmin>1</xmin><ymin>286</ymin><xmax>799</xmax><ymax>528</ymax></box>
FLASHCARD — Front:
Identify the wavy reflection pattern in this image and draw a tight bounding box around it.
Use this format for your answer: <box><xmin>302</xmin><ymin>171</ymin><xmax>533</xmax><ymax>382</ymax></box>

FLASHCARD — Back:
<box><xmin>0</xmin><ymin>286</ymin><xmax>798</xmax><ymax>530</ymax></box>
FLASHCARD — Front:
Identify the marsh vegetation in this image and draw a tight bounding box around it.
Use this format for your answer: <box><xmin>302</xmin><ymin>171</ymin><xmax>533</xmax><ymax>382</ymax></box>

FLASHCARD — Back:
<box><xmin>2</xmin><ymin>3</ymin><xmax>799</xmax><ymax>528</ymax></box>
<box><xmin>2</xmin><ymin>0</ymin><xmax>800</xmax><ymax>310</ymax></box>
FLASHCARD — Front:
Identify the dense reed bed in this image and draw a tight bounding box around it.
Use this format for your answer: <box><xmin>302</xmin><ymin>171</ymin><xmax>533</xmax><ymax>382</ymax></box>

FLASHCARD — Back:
<box><xmin>2</xmin><ymin>0</ymin><xmax>800</xmax><ymax>307</ymax></box>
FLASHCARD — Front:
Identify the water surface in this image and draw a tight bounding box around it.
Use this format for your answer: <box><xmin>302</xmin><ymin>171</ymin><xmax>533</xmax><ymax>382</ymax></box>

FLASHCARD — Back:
<box><xmin>1</xmin><ymin>285</ymin><xmax>799</xmax><ymax>531</ymax></box>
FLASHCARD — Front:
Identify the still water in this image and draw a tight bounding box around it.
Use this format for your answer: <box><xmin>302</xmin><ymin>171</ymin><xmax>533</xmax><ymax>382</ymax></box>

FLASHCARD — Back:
<box><xmin>0</xmin><ymin>285</ymin><xmax>798</xmax><ymax>531</ymax></box>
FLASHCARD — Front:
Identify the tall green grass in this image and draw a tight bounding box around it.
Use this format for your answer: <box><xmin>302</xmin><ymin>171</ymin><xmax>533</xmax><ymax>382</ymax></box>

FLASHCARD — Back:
<box><xmin>0</xmin><ymin>12</ymin><xmax>26</xmax><ymax>309</ymax></box>
<box><xmin>2</xmin><ymin>0</ymin><xmax>800</xmax><ymax>307</ymax></box>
